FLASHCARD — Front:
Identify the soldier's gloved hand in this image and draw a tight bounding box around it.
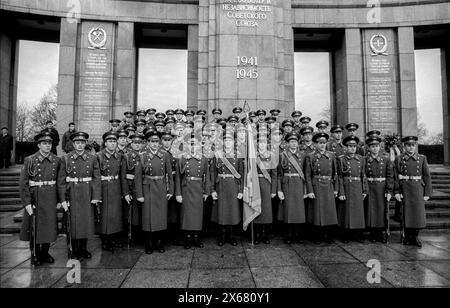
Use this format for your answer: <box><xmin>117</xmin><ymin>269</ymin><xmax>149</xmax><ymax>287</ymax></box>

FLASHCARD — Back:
<box><xmin>395</xmin><ymin>194</ymin><xmax>403</xmax><ymax>202</ymax></box>
<box><xmin>334</xmin><ymin>191</ymin><xmax>338</xmax><ymax>198</ymax></box>
<box><xmin>203</xmin><ymin>194</ymin><xmax>208</xmax><ymax>201</ymax></box>
<box><xmin>308</xmin><ymin>193</ymin><xmax>315</xmax><ymax>199</ymax></box>
<box><xmin>166</xmin><ymin>194</ymin><xmax>173</xmax><ymax>200</ymax></box>
<box><xmin>124</xmin><ymin>194</ymin><xmax>132</xmax><ymax>203</ymax></box>
<box><xmin>385</xmin><ymin>193</ymin><xmax>392</xmax><ymax>201</ymax></box>
<box><xmin>271</xmin><ymin>193</ymin><xmax>276</xmax><ymax>198</ymax></box>
<box><xmin>362</xmin><ymin>194</ymin><xmax>367</xmax><ymax>199</ymax></box>
<box><xmin>25</xmin><ymin>204</ymin><xmax>33</xmax><ymax>216</ymax></box>
<box><xmin>137</xmin><ymin>197</ymin><xmax>144</xmax><ymax>202</ymax></box>
<box><xmin>61</xmin><ymin>201</ymin><xmax>69</xmax><ymax>212</ymax></box>
<box><xmin>277</xmin><ymin>191</ymin><xmax>285</xmax><ymax>200</ymax></box>
<box><xmin>211</xmin><ymin>191</ymin><xmax>218</xmax><ymax>200</ymax></box>
<box><xmin>424</xmin><ymin>196</ymin><xmax>430</xmax><ymax>201</ymax></box>
<box><xmin>176</xmin><ymin>195</ymin><xmax>183</xmax><ymax>203</ymax></box>
<box><xmin>237</xmin><ymin>193</ymin><xmax>243</xmax><ymax>200</ymax></box>
<box><xmin>339</xmin><ymin>195</ymin><xmax>346</xmax><ymax>201</ymax></box>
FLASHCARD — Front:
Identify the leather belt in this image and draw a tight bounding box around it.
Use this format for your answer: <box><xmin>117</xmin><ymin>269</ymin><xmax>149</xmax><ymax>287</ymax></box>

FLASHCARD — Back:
<box><xmin>344</xmin><ymin>177</ymin><xmax>361</xmax><ymax>181</ymax></box>
<box><xmin>29</xmin><ymin>180</ymin><xmax>56</xmax><ymax>187</ymax></box>
<box><xmin>367</xmin><ymin>177</ymin><xmax>386</xmax><ymax>182</ymax></box>
<box><xmin>399</xmin><ymin>175</ymin><xmax>422</xmax><ymax>181</ymax></box>
<box><xmin>314</xmin><ymin>175</ymin><xmax>331</xmax><ymax>180</ymax></box>
<box><xmin>101</xmin><ymin>175</ymin><xmax>119</xmax><ymax>181</ymax></box>
<box><xmin>66</xmin><ymin>177</ymin><xmax>92</xmax><ymax>183</ymax></box>
<box><xmin>126</xmin><ymin>174</ymin><xmax>135</xmax><ymax>180</ymax></box>
<box><xmin>218</xmin><ymin>174</ymin><xmax>235</xmax><ymax>179</ymax></box>
<box><xmin>186</xmin><ymin>176</ymin><xmax>202</xmax><ymax>181</ymax></box>
<box><xmin>146</xmin><ymin>175</ymin><xmax>164</xmax><ymax>180</ymax></box>
<box><xmin>284</xmin><ymin>173</ymin><xmax>300</xmax><ymax>177</ymax></box>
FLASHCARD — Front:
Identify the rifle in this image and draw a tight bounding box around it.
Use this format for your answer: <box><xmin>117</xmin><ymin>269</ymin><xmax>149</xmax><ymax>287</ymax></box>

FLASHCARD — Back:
<box><xmin>29</xmin><ymin>206</ymin><xmax>38</xmax><ymax>266</ymax></box>
<box><xmin>66</xmin><ymin>203</ymin><xmax>73</xmax><ymax>259</ymax></box>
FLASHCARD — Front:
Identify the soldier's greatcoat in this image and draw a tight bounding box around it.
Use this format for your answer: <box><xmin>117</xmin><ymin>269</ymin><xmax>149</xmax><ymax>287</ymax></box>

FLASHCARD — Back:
<box><xmin>305</xmin><ymin>150</ymin><xmax>338</xmax><ymax>226</ymax></box>
<box><xmin>394</xmin><ymin>153</ymin><xmax>432</xmax><ymax>229</ymax></box>
<box><xmin>254</xmin><ymin>152</ymin><xmax>277</xmax><ymax>224</ymax></box>
<box><xmin>210</xmin><ymin>153</ymin><xmax>244</xmax><ymax>226</ymax></box>
<box><xmin>364</xmin><ymin>154</ymin><xmax>394</xmax><ymax>228</ymax></box>
<box><xmin>124</xmin><ymin>149</ymin><xmax>141</xmax><ymax>227</ymax></box>
<box><xmin>20</xmin><ymin>152</ymin><xmax>66</xmax><ymax>243</ymax></box>
<box><xmin>175</xmin><ymin>153</ymin><xmax>210</xmax><ymax>231</ymax></box>
<box><xmin>277</xmin><ymin>149</ymin><xmax>307</xmax><ymax>224</ymax></box>
<box><xmin>135</xmin><ymin>149</ymin><xmax>174</xmax><ymax>232</ymax></box>
<box><xmin>299</xmin><ymin>142</ymin><xmax>315</xmax><ymax>155</ymax></box>
<box><xmin>166</xmin><ymin>149</ymin><xmax>179</xmax><ymax>225</ymax></box>
<box><xmin>60</xmin><ymin>150</ymin><xmax>101</xmax><ymax>239</ymax></box>
<box><xmin>337</xmin><ymin>154</ymin><xmax>368</xmax><ymax>229</ymax></box>
<box><xmin>97</xmin><ymin>149</ymin><xmax>128</xmax><ymax>235</ymax></box>
<box><xmin>326</xmin><ymin>140</ymin><xmax>346</xmax><ymax>157</ymax></box>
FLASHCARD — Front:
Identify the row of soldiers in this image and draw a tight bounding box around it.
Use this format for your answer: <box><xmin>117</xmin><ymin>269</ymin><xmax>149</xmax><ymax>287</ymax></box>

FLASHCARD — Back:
<box><xmin>20</xmin><ymin>109</ymin><xmax>432</xmax><ymax>266</ymax></box>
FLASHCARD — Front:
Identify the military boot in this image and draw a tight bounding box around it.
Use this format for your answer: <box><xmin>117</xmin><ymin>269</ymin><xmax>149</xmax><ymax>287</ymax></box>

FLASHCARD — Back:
<box><xmin>79</xmin><ymin>239</ymin><xmax>92</xmax><ymax>259</ymax></box>
<box><xmin>218</xmin><ymin>227</ymin><xmax>226</xmax><ymax>246</ymax></box>
<box><xmin>184</xmin><ymin>233</ymin><xmax>192</xmax><ymax>249</ymax></box>
<box><xmin>192</xmin><ymin>233</ymin><xmax>204</xmax><ymax>248</ymax></box>
<box><xmin>40</xmin><ymin>243</ymin><xmax>55</xmax><ymax>264</ymax></box>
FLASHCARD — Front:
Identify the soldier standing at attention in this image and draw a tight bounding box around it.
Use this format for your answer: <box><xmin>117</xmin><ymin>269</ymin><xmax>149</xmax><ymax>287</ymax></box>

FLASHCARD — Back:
<box><xmin>291</xmin><ymin>110</ymin><xmax>302</xmax><ymax>134</ymax></box>
<box><xmin>253</xmin><ymin>132</ymin><xmax>277</xmax><ymax>244</ymax></box>
<box><xmin>300</xmin><ymin>116</ymin><xmax>312</xmax><ymax>128</ymax></box>
<box><xmin>337</xmin><ymin>136</ymin><xmax>368</xmax><ymax>243</ymax></box>
<box><xmin>364</xmin><ymin>136</ymin><xmax>394</xmax><ymax>243</ymax></box>
<box><xmin>116</xmin><ymin>129</ymin><xmax>129</xmax><ymax>155</ymax></box>
<box><xmin>41</xmin><ymin>121</ymin><xmax>60</xmax><ymax>155</ymax></box>
<box><xmin>19</xmin><ymin>132</ymin><xmax>65</xmax><ymax>265</ymax></box>
<box><xmin>62</xmin><ymin>122</ymin><xmax>76</xmax><ymax>154</ymax></box>
<box><xmin>394</xmin><ymin>136</ymin><xmax>432</xmax><ymax>248</ymax></box>
<box><xmin>327</xmin><ymin>125</ymin><xmax>346</xmax><ymax>158</ymax></box>
<box><xmin>61</xmin><ymin>132</ymin><xmax>101</xmax><ymax>260</ymax></box>
<box><xmin>277</xmin><ymin>132</ymin><xmax>307</xmax><ymax>244</ymax></box>
<box><xmin>135</xmin><ymin>130</ymin><xmax>174</xmax><ymax>254</ymax></box>
<box><xmin>210</xmin><ymin>130</ymin><xmax>244</xmax><ymax>246</ymax></box>
<box><xmin>315</xmin><ymin>120</ymin><xmax>329</xmax><ymax>134</ymax></box>
<box><xmin>304</xmin><ymin>132</ymin><xmax>338</xmax><ymax>244</ymax></box>
<box><xmin>175</xmin><ymin>137</ymin><xmax>210</xmax><ymax>249</ymax></box>
<box><xmin>123</xmin><ymin>133</ymin><xmax>144</xmax><ymax>244</ymax></box>
<box><xmin>97</xmin><ymin>132</ymin><xmax>130</xmax><ymax>251</ymax></box>
<box><xmin>109</xmin><ymin>119</ymin><xmax>122</xmax><ymax>133</ymax></box>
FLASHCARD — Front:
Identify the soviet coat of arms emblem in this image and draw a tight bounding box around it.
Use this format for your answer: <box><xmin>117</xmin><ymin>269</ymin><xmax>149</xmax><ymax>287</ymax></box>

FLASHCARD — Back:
<box><xmin>88</xmin><ymin>27</ymin><xmax>107</xmax><ymax>49</ymax></box>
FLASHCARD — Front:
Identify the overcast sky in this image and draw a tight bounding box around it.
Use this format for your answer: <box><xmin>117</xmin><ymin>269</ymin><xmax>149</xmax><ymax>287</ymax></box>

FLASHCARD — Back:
<box><xmin>17</xmin><ymin>40</ymin><xmax>443</xmax><ymax>135</ymax></box>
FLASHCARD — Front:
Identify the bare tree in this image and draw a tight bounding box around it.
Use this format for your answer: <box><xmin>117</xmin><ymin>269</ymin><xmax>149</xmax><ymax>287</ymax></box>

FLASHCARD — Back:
<box><xmin>30</xmin><ymin>84</ymin><xmax>58</xmax><ymax>134</ymax></box>
<box><xmin>319</xmin><ymin>105</ymin><xmax>331</xmax><ymax>123</ymax></box>
<box><xmin>417</xmin><ymin>113</ymin><xmax>428</xmax><ymax>142</ymax></box>
<box><xmin>16</xmin><ymin>104</ymin><xmax>33</xmax><ymax>141</ymax></box>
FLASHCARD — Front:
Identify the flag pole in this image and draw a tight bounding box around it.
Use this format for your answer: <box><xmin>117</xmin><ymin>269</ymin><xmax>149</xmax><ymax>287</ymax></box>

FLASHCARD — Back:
<box><xmin>243</xmin><ymin>101</ymin><xmax>254</xmax><ymax>247</ymax></box>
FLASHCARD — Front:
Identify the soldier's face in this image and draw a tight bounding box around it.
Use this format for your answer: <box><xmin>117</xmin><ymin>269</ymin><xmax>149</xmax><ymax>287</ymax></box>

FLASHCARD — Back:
<box><xmin>284</xmin><ymin>126</ymin><xmax>293</xmax><ymax>133</ymax></box>
<box><xmin>289</xmin><ymin>140</ymin><xmax>298</xmax><ymax>150</ymax></box>
<box><xmin>176</xmin><ymin>114</ymin><xmax>183</xmax><ymax>120</ymax></box>
<box><xmin>137</xmin><ymin>125</ymin><xmax>145</xmax><ymax>133</ymax></box>
<box><xmin>405</xmin><ymin>143</ymin><xmax>416</xmax><ymax>154</ymax></box>
<box><xmin>224</xmin><ymin>138</ymin><xmax>234</xmax><ymax>150</ymax></box>
<box><xmin>348</xmin><ymin>129</ymin><xmax>357</xmax><ymax>136</ymax></box>
<box><xmin>369</xmin><ymin>144</ymin><xmax>380</xmax><ymax>155</ymax></box>
<box><xmin>161</xmin><ymin>138</ymin><xmax>172</xmax><ymax>149</ymax></box>
<box><xmin>2</xmin><ymin>129</ymin><xmax>8</xmax><ymax>134</ymax></box>
<box><xmin>118</xmin><ymin>137</ymin><xmax>128</xmax><ymax>146</ymax></box>
<box><xmin>38</xmin><ymin>141</ymin><xmax>52</xmax><ymax>154</ymax></box>
<box><xmin>318</xmin><ymin>128</ymin><xmax>327</xmax><ymax>133</ymax></box>
<box><xmin>213</xmin><ymin>113</ymin><xmax>221</xmax><ymax>120</ymax></box>
<box><xmin>258</xmin><ymin>141</ymin><xmax>267</xmax><ymax>153</ymax></box>
<box><xmin>273</xmin><ymin>133</ymin><xmax>282</xmax><ymax>143</ymax></box>
<box><xmin>316</xmin><ymin>140</ymin><xmax>327</xmax><ymax>151</ymax></box>
<box><xmin>105</xmin><ymin>139</ymin><xmax>117</xmax><ymax>151</ymax></box>
<box><xmin>69</xmin><ymin>124</ymin><xmax>75</xmax><ymax>131</ymax></box>
<box><xmin>347</xmin><ymin>144</ymin><xmax>357</xmax><ymax>154</ymax></box>
<box><xmin>258</xmin><ymin>115</ymin><xmax>265</xmax><ymax>121</ymax></box>
<box><xmin>293</xmin><ymin>116</ymin><xmax>300</xmax><ymax>122</ymax></box>
<box><xmin>131</xmin><ymin>140</ymin><xmax>142</xmax><ymax>151</ymax></box>
<box><xmin>333</xmin><ymin>131</ymin><xmax>342</xmax><ymax>140</ymax></box>
<box><xmin>111</xmin><ymin>125</ymin><xmax>119</xmax><ymax>132</ymax></box>
<box><xmin>74</xmin><ymin>140</ymin><xmax>86</xmax><ymax>151</ymax></box>
<box><xmin>304</xmin><ymin>133</ymin><xmax>312</xmax><ymax>142</ymax></box>
<box><xmin>149</xmin><ymin>139</ymin><xmax>160</xmax><ymax>150</ymax></box>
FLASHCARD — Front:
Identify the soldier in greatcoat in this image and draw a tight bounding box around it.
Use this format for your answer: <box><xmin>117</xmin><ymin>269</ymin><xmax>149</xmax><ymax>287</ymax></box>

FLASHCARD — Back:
<box><xmin>20</xmin><ymin>132</ymin><xmax>66</xmax><ymax>265</ymax></box>
<box><xmin>123</xmin><ymin>133</ymin><xmax>144</xmax><ymax>244</ymax></box>
<box><xmin>299</xmin><ymin>126</ymin><xmax>315</xmax><ymax>154</ymax></box>
<box><xmin>337</xmin><ymin>136</ymin><xmax>368</xmax><ymax>243</ymax></box>
<box><xmin>60</xmin><ymin>131</ymin><xmax>101</xmax><ymax>259</ymax></box>
<box><xmin>253</xmin><ymin>132</ymin><xmax>277</xmax><ymax>244</ymax></box>
<box><xmin>277</xmin><ymin>133</ymin><xmax>307</xmax><ymax>244</ymax></box>
<box><xmin>135</xmin><ymin>130</ymin><xmax>174</xmax><ymax>254</ymax></box>
<box><xmin>304</xmin><ymin>132</ymin><xmax>338</xmax><ymax>244</ymax></box>
<box><xmin>210</xmin><ymin>130</ymin><xmax>244</xmax><ymax>246</ymax></box>
<box><xmin>97</xmin><ymin>132</ymin><xmax>130</xmax><ymax>251</ymax></box>
<box><xmin>175</xmin><ymin>137</ymin><xmax>210</xmax><ymax>249</ymax></box>
<box><xmin>394</xmin><ymin>136</ymin><xmax>432</xmax><ymax>248</ymax></box>
<box><xmin>364</xmin><ymin>136</ymin><xmax>394</xmax><ymax>243</ymax></box>
<box><xmin>327</xmin><ymin>125</ymin><xmax>346</xmax><ymax>158</ymax></box>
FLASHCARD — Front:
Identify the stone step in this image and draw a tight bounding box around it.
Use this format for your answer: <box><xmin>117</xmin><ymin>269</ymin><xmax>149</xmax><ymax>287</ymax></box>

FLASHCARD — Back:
<box><xmin>0</xmin><ymin>186</ymin><xmax>20</xmax><ymax>192</ymax></box>
<box><xmin>0</xmin><ymin>191</ymin><xmax>20</xmax><ymax>198</ymax></box>
<box><xmin>389</xmin><ymin>219</ymin><xmax>450</xmax><ymax>231</ymax></box>
<box><xmin>0</xmin><ymin>198</ymin><xmax>22</xmax><ymax>206</ymax></box>
<box><xmin>0</xmin><ymin>203</ymin><xmax>23</xmax><ymax>212</ymax></box>
<box><xmin>0</xmin><ymin>181</ymin><xmax>19</xmax><ymax>187</ymax></box>
<box><xmin>436</xmin><ymin>189</ymin><xmax>450</xmax><ymax>194</ymax></box>
<box><xmin>433</xmin><ymin>184</ymin><xmax>450</xmax><ymax>189</ymax></box>
<box><xmin>430</xmin><ymin>191</ymin><xmax>450</xmax><ymax>201</ymax></box>
<box><xmin>432</xmin><ymin>179</ymin><xmax>450</xmax><ymax>184</ymax></box>
<box><xmin>0</xmin><ymin>176</ymin><xmax>20</xmax><ymax>182</ymax></box>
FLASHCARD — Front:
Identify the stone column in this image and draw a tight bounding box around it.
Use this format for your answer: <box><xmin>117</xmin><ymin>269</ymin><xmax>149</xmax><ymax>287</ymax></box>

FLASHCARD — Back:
<box><xmin>442</xmin><ymin>47</ymin><xmax>450</xmax><ymax>166</ymax></box>
<box><xmin>187</xmin><ymin>24</ymin><xmax>199</xmax><ymax>111</ymax></box>
<box><xmin>114</xmin><ymin>22</ymin><xmax>136</xmax><ymax>119</ymax></box>
<box><xmin>0</xmin><ymin>32</ymin><xmax>16</xmax><ymax>132</ymax></box>
<box><xmin>57</xmin><ymin>19</ymin><xmax>78</xmax><ymax>143</ymax></box>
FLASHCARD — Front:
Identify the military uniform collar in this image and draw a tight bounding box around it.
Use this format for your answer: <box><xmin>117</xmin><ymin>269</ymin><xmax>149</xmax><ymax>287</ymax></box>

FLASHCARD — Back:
<box><xmin>259</xmin><ymin>151</ymin><xmax>271</xmax><ymax>160</ymax></box>
<box><xmin>314</xmin><ymin>150</ymin><xmax>329</xmax><ymax>159</ymax></box>
<box><xmin>345</xmin><ymin>153</ymin><xmax>359</xmax><ymax>161</ymax></box>
<box><xmin>184</xmin><ymin>152</ymin><xmax>202</xmax><ymax>160</ymax></box>
<box><xmin>36</xmin><ymin>151</ymin><xmax>54</xmax><ymax>163</ymax></box>
<box><xmin>72</xmin><ymin>150</ymin><xmax>88</xmax><ymax>160</ymax></box>
<box><xmin>103</xmin><ymin>149</ymin><xmax>119</xmax><ymax>159</ymax></box>
<box><xmin>405</xmin><ymin>152</ymin><xmax>419</xmax><ymax>160</ymax></box>
<box><xmin>368</xmin><ymin>154</ymin><xmax>381</xmax><ymax>162</ymax></box>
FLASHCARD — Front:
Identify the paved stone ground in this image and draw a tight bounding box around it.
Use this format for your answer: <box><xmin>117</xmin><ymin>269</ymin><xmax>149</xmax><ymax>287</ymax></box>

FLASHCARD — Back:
<box><xmin>1</xmin><ymin>231</ymin><xmax>450</xmax><ymax>288</ymax></box>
